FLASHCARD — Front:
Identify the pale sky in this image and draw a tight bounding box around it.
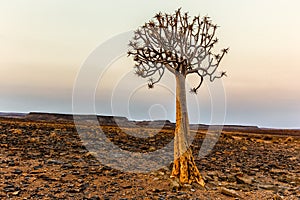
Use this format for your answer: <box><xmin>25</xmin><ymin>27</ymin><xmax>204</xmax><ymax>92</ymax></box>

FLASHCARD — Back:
<box><xmin>0</xmin><ymin>0</ymin><xmax>299</xmax><ymax>128</ymax></box>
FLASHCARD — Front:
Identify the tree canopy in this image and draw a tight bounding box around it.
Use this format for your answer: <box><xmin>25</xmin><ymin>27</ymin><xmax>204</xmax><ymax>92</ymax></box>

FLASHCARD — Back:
<box><xmin>128</xmin><ymin>8</ymin><xmax>228</xmax><ymax>93</ymax></box>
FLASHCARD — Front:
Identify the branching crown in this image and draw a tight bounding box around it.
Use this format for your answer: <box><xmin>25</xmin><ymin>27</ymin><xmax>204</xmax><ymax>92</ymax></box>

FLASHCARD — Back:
<box><xmin>128</xmin><ymin>8</ymin><xmax>228</xmax><ymax>93</ymax></box>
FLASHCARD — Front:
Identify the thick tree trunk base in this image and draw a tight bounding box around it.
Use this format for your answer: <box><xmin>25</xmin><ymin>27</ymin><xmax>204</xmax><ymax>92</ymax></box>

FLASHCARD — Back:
<box><xmin>170</xmin><ymin>149</ymin><xmax>205</xmax><ymax>187</ymax></box>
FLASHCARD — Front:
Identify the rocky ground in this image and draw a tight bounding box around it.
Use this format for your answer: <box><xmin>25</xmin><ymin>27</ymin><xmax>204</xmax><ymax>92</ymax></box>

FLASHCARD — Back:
<box><xmin>0</xmin><ymin>117</ymin><xmax>299</xmax><ymax>199</ymax></box>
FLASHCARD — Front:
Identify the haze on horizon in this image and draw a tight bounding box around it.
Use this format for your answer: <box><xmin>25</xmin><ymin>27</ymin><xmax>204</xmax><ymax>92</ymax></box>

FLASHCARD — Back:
<box><xmin>0</xmin><ymin>0</ymin><xmax>299</xmax><ymax>129</ymax></box>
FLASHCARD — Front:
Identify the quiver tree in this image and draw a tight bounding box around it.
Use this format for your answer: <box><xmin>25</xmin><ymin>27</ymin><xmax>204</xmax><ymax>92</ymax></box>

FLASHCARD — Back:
<box><xmin>128</xmin><ymin>8</ymin><xmax>228</xmax><ymax>187</ymax></box>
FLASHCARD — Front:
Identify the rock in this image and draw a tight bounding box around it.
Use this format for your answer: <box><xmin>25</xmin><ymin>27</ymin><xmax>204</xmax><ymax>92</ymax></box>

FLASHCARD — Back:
<box><xmin>207</xmin><ymin>171</ymin><xmax>218</xmax><ymax>177</ymax></box>
<box><xmin>122</xmin><ymin>185</ymin><xmax>132</xmax><ymax>189</ymax></box>
<box><xmin>263</xmin><ymin>136</ymin><xmax>273</xmax><ymax>141</ymax></box>
<box><xmin>33</xmin><ymin>165</ymin><xmax>43</xmax><ymax>170</ymax></box>
<box><xmin>152</xmin><ymin>188</ymin><xmax>161</xmax><ymax>192</ymax></box>
<box><xmin>29</xmin><ymin>138</ymin><xmax>38</xmax><ymax>143</ymax></box>
<box><xmin>8</xmin><ymin>160</ymin><xmax>15</xmax><ymax>166</ymax></box>
<box><xmin>38</xmin><ymin>174</ymin><xmax>58</xmax><ymax>181</ymax></box>
<box><xmin>248</xmin><ymin>170</ymin><xmax>257</xmax><ymax>176</ymax></box>
<box><xmin>72</xmin><ymin>171</ymin><xmax>80</xmax><ymax>175</ymax></box>
<box><xmin>160</xmin><ymin>166</ymin><xmax>170</xmax><ymax>172</ymax></box>
<box><xmin>79</xmin><ymin>183</ymin><xmax>89</xmax><ymax>191</ymax></box>
<box><xmin>13</xmin><ymin>169</ymin><xmax>23</xmax><ymax>175</ymax></box>
<box><xmin>47</xmin><ymin>159</ymin><xmax>64</xmax><ymax>165</ymax></box>
<box><xmin>67</xmin><ymin>188</ymin><xmax>80</xmax><ymax>193</ymax></box>
<box><xmin>290</xmin><ymin>181</ymin><xmax>297</xmax><ymax>186</ymax></box>
<box><xmin>236</xmin><ymin>175</ymin><xmax>253</xmax><ymax>185</ymax></box>
<box><xmin>220</xmin><ymin>187</ymin><xmax>240</xmax><ymax>198</ymax></box>
<box><xmin>232</xmin><ymin>136</ymin><xmax>243</xmax><ymax>140</ymax></box>
<box><xmin>11</xmin><ymin>129</ymin><xmax>22</xmax><ymax>134</ymax></box>
<box><xmin>158</xmin><ymin>171</ymin><xmax>165</xmax><ymax>176</ymax></box>
<box><xmin>4</xmin><ymin>184</ymin><xmax>15</xmax><ymax>192</ymax></box>
<box><xmin>258</xmin><ymin>184</ymin><xmax>278</xmax><ymax>191</ymax></box>
<box><xmin>241</xmin><ymin>146</ymin><xmax>248</xmax><ymax>151</ymax></box>
<box><xmin>148</xmin><ymin>146</ymin><xmax>156</xmax><ymax>151</ymax></box>
<box><xmin>218</xmin><ymin>174</ymin><xmax>227</xmax><ymax>181</ymax></box>
<box><xmin>227</xmin><ymin>174</ymin><xmax>236</xmax><ymax>182</ymax></box>
<box><xmin>169</xmin><ymin>178</ymin><xmax>180</xmax><ymax>190</ymax></box>
<box><xmin>270</xmin><ymin>168</ymin><xmax>286</xmax><ymax>175</ymax></box>
<box><xmin>288</xmin><ymin>156</ymin><xmax>297</xmax><ymax>161</ymax></box>
<box><xmin>89</xmin><ymin>195</ymin><xmax>100</xmax><ymax>200</ymax></box>
<box><xmin>204</xmin><ymin>175</ymin><xmax>213</xmax><ymax>181</ymax></box>
<box><xmin>62</xmin><ymin>163</ymin><xmax>74</xmax><ymax>169</ymax></box>
<box><xmin>183</xmin><ymin>184</ymin><xmax>192</xmax><ymax>189</ymax></box>
<box><xmin>273</xmin><ymin>194</ymin><xmax>283</xmax><ymax>200</ymax></box>
<box><xmin>191</xmin><ymin>182</ymin><xmax>206</xmax><ymax>190</ymax></box>
<box><xmin>12</xmin><ymin>190</ymin><xmax>20</xmax><ymax>196</ymax></box>
<box><xmin>0</xmin><ymin>191</ymin><xmax>6</xmax><ymax>197</ymax></box>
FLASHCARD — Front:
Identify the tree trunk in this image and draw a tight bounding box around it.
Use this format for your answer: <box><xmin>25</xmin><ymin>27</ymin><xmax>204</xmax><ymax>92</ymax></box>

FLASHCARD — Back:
<box><xmin>170</xmin><ymin>73</ymin><xmax>205</xmax><ymax>187</ymax></box>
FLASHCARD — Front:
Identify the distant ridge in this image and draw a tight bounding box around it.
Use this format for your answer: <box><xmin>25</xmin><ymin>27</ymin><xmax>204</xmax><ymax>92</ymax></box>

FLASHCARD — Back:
<box><xmin>0</xmin><ymin>112</ymin><xmax>299</xmax><ymax>135</ymax></box>
<box><xmin>0</xmin><ymin>112</ymin><xmax>27</xmax><ymax>118</ymax></box>
<box><xmin>24</xmin><ymin>112</ymin><xmax>261</xmax><ymax>130</ymax></box>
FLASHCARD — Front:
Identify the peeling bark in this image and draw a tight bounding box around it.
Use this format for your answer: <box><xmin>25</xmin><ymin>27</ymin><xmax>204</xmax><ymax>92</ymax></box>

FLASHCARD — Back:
<box><xmin>171</xmin><ymin>73</ymin><xmax>205</xmax><ymax>187</ymax></box>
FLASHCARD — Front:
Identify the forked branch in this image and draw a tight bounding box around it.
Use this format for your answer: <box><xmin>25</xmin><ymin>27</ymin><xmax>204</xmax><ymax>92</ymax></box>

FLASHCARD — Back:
<box><xmin>128</xmin><ymin>8</ymin><xmax>228</xmax><ymax>91</ymax></box>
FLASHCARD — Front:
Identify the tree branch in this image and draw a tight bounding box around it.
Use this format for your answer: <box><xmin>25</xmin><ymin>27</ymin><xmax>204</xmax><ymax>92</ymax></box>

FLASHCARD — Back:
<box><xmin>128</xmin><ymin>8</ymin><xmax>228</xmax><ymax>90</ymax></box>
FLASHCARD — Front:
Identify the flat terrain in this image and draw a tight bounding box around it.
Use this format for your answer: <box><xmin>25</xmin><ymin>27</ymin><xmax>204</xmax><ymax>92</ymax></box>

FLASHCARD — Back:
<box><xmin>0</xmin><ymin>116</ymin><xmax>299</xmax><ymax>199</ymax></box>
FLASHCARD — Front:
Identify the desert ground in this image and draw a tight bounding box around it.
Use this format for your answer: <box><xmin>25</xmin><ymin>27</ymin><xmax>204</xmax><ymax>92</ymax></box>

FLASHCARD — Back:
<box><xmin>0</xmin><ymin>113</ymin><xmax>299</xmax><ymax>199</ymax></box>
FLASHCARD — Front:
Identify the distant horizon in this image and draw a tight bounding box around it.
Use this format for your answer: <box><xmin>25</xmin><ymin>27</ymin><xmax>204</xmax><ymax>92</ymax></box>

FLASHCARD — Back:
<box><xmin>1</xmin><ymin>110</ymin><xmax>299</xmax><ymax>130</ymax></box>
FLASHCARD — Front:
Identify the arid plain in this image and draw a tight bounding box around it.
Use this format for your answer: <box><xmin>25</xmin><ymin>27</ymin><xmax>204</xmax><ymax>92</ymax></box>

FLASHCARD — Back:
<box><xmin>0</xmin><ymin>113</ymin><xmax>299</xmax><ymax>199</ymax></box>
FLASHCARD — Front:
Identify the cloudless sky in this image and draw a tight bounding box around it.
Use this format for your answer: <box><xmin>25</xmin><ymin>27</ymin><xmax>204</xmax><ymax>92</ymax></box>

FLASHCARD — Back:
<box><xmin>0</xmin><ymin>0</ymin><xmax>299</xmax><ymax>128</ymax></box>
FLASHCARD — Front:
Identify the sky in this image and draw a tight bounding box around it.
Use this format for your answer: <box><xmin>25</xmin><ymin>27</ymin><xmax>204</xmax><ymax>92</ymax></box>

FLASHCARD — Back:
<box><xmin>0</xmin><ymin>0</ymin><xmax>299</xmax><ymax>128</ymax></box>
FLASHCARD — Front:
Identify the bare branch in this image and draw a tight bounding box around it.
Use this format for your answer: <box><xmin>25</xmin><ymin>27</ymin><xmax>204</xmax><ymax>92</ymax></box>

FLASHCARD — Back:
<box><xmin>128</xmin><ymin>8</ymin><xmax>228</xmax><ymax>89</ymax></box>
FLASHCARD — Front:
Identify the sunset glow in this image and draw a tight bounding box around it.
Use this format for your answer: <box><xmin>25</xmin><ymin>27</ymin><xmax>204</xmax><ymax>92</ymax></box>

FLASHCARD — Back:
<box><xmin>0</xmin><ymin>0</ymin><xmax>299</xmax><ymax>128</ymax></box>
